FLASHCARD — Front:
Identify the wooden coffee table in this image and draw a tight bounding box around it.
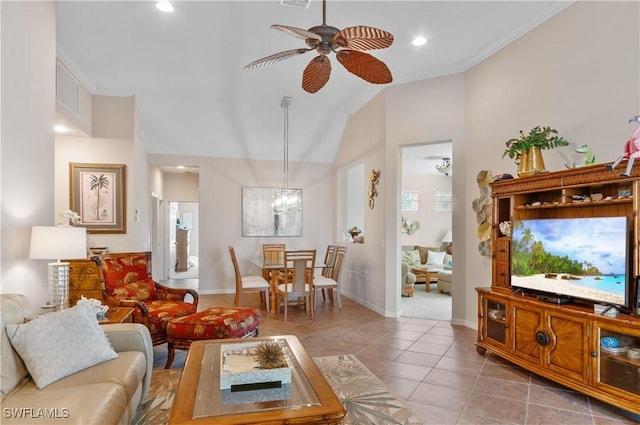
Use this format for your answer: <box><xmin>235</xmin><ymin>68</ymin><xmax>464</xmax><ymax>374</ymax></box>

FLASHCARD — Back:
<box><xmin>168</xmin><ymin>335</ymin><xmax>345</xmax><ymax>425</ymax></box>
<box><xmin>411</xmin><ymin>267</ymin><xmax>440</xmax><ymax>292</ymax></box>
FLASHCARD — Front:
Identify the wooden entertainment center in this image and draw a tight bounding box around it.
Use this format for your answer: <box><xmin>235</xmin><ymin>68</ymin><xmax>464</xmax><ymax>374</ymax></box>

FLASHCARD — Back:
<box><xmin>476</xmin><ymin>163</ymin><xmax>640</xmax><ymax>415</ymax></box>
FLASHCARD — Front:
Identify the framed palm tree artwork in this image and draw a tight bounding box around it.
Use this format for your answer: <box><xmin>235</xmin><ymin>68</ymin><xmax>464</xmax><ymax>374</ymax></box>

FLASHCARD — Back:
<box><xmin>69</xmin><ymin>163</ymin><xmax>126</xmax><ymax>234</ymax></box>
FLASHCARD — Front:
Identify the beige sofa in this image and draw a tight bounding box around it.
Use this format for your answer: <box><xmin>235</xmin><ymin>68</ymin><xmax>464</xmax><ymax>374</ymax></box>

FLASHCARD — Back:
<box><xmin>0</xmin><ymin>294</ymin><xmax>153</xmax><ymax>425</ymax></box>
<box><xmin>401</xmin><ymin>245</ymin><xmax>452</xmax><ymax>286</ymax></box>
<box><xmin>437</xmin><ymin>269</ymin><xmax>453</xmax><ymax>294</ymax></box>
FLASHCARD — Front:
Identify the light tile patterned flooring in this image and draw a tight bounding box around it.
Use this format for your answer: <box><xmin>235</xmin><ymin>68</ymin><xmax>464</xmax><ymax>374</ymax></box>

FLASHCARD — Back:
<box><xmin>153</xmin><ymin>290</ymin><xmax>639</xmax><ymax>424</ymax></box>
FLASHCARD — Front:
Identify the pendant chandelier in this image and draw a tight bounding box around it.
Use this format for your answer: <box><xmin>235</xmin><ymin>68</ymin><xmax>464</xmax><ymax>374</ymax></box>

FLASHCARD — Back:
<box><xmin>436</xmin><ymin>157</ymin><xmax>452</xmax><ymax>176</ymax></box>
<box><xmin>273</xmin><ymin>97</ymin><xmax>302</xmax><ymax>214</ymax></box>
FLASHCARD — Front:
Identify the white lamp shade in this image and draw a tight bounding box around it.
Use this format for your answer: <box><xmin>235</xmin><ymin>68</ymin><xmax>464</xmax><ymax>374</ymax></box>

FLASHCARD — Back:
<box><xmin>441</xmin><ymin>230</ymin><xmax>453</xmax><ymax>243</ymax></box>
<box><xmin>29</xmin><ymin>226</ymin><xmax>87</xmax><ymax>260</ymax></box>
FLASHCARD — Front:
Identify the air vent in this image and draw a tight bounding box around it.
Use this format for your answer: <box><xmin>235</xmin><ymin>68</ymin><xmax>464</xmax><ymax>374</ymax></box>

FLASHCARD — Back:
<box><xmin>56</xmin><ymin>62</ymin><xmax>79</xmax><ymax>115</ymax></box>
<box><xmin>280</xmin><ymin>0</ymin><xmax>311</xmax><ymax>8</ymax></box>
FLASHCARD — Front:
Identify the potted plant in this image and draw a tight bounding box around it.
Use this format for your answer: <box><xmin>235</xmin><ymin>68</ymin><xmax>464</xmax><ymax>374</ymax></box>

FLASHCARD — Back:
<box><xmin>502</xmin><ymin>126</ymin><xmax>570</xmax><ymax>176</ymax></box>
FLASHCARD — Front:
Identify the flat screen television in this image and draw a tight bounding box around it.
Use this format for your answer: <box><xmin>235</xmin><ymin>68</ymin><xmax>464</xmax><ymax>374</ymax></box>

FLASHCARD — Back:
<box><xmin>511</xmin><ymin>216</ymin><xmax>629</xmax><ymax>307</ymax></box>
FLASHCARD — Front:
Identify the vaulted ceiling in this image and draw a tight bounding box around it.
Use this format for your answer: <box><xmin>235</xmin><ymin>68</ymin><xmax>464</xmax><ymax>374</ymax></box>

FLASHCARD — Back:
<box><xmin>56</xmin><ymin>1</ymin><xmax>570</xmax><ymax>165</ymax></box>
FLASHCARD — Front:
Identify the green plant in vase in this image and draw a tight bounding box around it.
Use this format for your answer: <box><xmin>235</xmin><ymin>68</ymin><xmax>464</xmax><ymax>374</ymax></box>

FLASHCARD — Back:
<box><xmin>503</xmin><ymin>126</ymin><xmax>570</xmax><ymax>176</ymax></box>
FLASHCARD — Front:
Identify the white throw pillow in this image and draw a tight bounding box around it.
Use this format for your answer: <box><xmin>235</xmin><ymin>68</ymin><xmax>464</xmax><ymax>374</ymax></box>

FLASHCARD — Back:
<box><xmin>427</xmin><ymin>250</ymin><xmax>446</xmax><ymax>265</ymax></box>
<box><xmin>5</xmin><ymin>302</ymin><xmax>118</xmax><ymax>389</ymax></box>
<box><xmin>401</xmin><ymin>250</ymin><xmax>420</xmax><ymax>266</ymax></box>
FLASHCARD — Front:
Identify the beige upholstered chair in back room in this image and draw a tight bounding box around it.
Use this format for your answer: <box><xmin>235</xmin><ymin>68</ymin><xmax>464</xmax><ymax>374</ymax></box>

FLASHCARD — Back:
<box><xmin>276</xmin><ymin>249</ymin><xmax>316</xmax><ymax>321</ymax></box>
<box><xmin>228</xmin><ymin>246</ymin><xmax>270</xmax><ymax>311</ymax></box>
<box><xmin>314</xmin><ymin>246</ymin><xmax>347</xmax><ymax>309</ymax></box>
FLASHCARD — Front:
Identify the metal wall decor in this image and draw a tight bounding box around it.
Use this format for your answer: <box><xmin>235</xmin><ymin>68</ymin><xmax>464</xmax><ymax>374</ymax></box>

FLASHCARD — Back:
<box><xmin>368</xmin><ymin>169</ymin><xmax>380</xmax><ymax>209</ymax></box>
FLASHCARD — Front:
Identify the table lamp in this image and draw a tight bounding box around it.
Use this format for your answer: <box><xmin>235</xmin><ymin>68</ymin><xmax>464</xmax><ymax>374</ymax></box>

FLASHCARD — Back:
<box><xmin>441</xmin><ymin>230</ymin><xmax>453</xmax><ymax>254</ymax></box>
<box><xmin>29</xmin><ymin>226</ymin><xmax>87</xmax><ymax>310</ymax></box>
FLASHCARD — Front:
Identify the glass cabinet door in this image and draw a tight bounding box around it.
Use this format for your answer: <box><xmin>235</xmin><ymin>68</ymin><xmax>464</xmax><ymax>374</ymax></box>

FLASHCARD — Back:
<box><xmin>596</xmin><ymin>327</ymin><xmax>640</xmax><ymax>396</ymax></box>
<box><xmin>485</xmin><ymin>297</ymin><xmax>508</xmax><ymax>347</ymax></box>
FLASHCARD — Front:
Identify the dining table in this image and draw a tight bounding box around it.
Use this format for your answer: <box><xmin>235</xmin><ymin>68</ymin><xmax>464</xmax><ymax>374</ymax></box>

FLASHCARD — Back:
<box><xmin>248</xmin><ymin>258</ymin><xmax>330</xmax><ymax>314</ymax></box>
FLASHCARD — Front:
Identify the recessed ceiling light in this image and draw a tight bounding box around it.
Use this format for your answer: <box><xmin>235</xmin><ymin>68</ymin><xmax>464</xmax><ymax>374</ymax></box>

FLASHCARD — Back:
<box><xmin>412</xmin><ymin>36</ymin><xmax>427</xmax><ymax>46</ymax></box>
<box><xmin>54</xmin><ymin>124</ymin><xmax>68</xmax><ymax>133</ymax></box>
<box><xmin>177</xmin><ymin>165</ymin><xmax>185</xmax><ymax>169</ymax></box>
<box><xmin>155</xmin><ymin>1</ymin><xmax>174</xmax><ymax>13</ymax></box>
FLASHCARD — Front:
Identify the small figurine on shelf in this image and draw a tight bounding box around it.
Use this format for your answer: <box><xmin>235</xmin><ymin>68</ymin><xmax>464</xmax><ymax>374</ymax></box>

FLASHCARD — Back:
<box><xmin>348</xmin><ymin>226</ymin><xmax>362</xmax><ymax>242</ymax></box>
<box><xmin>606</xmin><ymin>115</ymin><xmax>640</xmax><ymax>177</ymax></box>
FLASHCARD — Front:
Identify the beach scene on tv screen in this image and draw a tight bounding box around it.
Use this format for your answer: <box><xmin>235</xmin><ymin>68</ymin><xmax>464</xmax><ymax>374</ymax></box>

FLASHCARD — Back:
<box><xmin>511</xmin><ymin>217</ymin><xmax>627</xmax><ymax>305</ymax></box>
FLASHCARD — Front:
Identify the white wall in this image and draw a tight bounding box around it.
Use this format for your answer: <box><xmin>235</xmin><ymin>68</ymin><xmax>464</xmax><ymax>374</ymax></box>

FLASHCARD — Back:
<box><xmin>1</xmin><ymin>2</ymin><xmax>57</xmax><ymax>311</ymax></box>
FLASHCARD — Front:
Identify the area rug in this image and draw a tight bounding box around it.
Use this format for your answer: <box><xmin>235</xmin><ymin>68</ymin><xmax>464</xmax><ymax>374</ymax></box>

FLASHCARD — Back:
<box><xmin>133</xmin><ymin>354</ymin><xmax>423</xmax><ymax>425</ymax></box>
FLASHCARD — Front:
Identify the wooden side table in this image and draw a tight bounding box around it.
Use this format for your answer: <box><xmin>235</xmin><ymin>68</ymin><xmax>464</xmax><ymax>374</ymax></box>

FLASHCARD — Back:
<box><xmin>99</xmin><ymin>307</ymin><xmax>134</xmax><ymax>324</ymax></box>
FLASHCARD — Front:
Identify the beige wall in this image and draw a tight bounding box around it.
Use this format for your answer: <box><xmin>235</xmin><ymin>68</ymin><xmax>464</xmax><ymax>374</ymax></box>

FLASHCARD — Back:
<box><xmin>463</xmin><ymin>0</ymin><xmax>639</xmax><ymax>325</ymax></box>
<box><xmin>54</xmin><ymin>94</ymin><xmax>148</xmax><ymax>254</ymax></box>
<box><xmin>2</xmin><ymin>1</ymin><xmax>638</xmax><ymax>323</ymax></box>
<box><xmin>149</xmin><ymin>154</ymin><xmax>334</xmax><ymax>295</ymax></box>
<box><xmin>1</xmin><ymin>2</ymin><xmax>57</xmax><ymax>311</ymax></box>
<box><xmin>337</xmin><ymin>1</ymin><xmax>639</xmax><ymax>324</ymax></box>
<box><xmin>401</xmin><ymin>174</ymin><xmax>452</xmax><ymax>248</ymax></box>
<box><xmin>164</xmin><ymin>173</ymin><xmax>199</xmax><ymax>202</ymax></box>
<box><xmin>386</xmin><ymin>73</ymin><xmax>468</xmax><ymax>320</ymax></box>
<box><xmin>334</xmin><ymin>92</ymin><xmax>387</xmax><ymax>314</ymax></box>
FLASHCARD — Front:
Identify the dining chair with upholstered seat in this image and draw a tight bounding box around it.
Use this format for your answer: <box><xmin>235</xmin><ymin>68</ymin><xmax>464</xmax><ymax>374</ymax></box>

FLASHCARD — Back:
<box><xmin>314</xmin><ymin>246</ymin><xmax>347</xmax><ymax>309</ymax></box>
<box><xmin>315</xmin><ymin>245</ymin><xmax>336</xmax><ymax>302</ymax></box>
<box><xmin>228</xmin><ymin>246</ymin><xmax>270</xmax><ymax>311</ymax></box>
<box><xmin>276</xmin><ymin>249</ymin><xmax>316</xmax><ymax>321</ymax></box>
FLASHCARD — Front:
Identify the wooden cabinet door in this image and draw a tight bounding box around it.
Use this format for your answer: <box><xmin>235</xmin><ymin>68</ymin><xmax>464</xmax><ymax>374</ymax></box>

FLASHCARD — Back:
<box><xmin>511</xmin><ymin>303</ymin><xmax>543</xmax><ymax>365</ymax></box>
<box><xmin>492</xmin><ymin>238</ymin><xmax>510</xmax><ymax>288</ymax></box>
<box><xmin>545</xmin><ymin>310</ymin><xmax>589</xmax><ymax>384</ymax></box>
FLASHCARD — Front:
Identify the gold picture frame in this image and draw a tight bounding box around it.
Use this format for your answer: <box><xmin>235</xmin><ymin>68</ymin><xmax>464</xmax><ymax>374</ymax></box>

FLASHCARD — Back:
<box><xmin>70</xmin><ymin>163</ymin><xmax>126</xmax><ymax>234</ymax></box>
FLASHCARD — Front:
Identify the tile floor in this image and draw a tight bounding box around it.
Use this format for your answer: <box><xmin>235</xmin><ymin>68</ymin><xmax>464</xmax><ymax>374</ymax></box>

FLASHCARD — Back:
<box><xmin>153</xmin><ymin>291</ymin><xmax>639</xmax><ymax>425</ymax></box>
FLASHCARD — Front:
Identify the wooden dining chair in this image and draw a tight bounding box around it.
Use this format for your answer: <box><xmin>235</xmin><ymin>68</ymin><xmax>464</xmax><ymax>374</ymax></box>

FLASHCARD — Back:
<box><xmin>314</xmin><ymin>246</ymin><xmax>347</xmax><ymax>309</ymax></box>
<box><xmin>276</xmin><ymin>249</ymin><xmax>316</xmax><ymax>321</ymax></box>
<box><xmin>229</xmin><ymin>246</ymin><xmax>270</xmax><ymax>311</ymax></box>
<box><xmin>262</xmin><ymin>243</ymin><xmax>285</xmax><ymax>280</ymax></box>
<box><xmin>315</xmin><ymin>245</ymin><xmax>336</xmax><ymax>301</ymax></box>
<box><xmin>263</xmin><ymin>243</ymin><xmax>285</xmax><ymax>265</ymax></box>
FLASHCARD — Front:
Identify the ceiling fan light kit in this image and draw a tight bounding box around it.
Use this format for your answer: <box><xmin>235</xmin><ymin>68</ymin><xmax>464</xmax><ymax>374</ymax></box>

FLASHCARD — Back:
<box><xmin>245</xmin><ymin>0</ymin><xmax>394</xmax><ymax>93</ymax></box>
<box><xmin>436</xmin><ymin>158</ymin><xmax>452</xmax><ymax>176</ymax></box>
<box><xmin>280</xmin><ymin>0</ymin><xmax>311</xmax><ymax>9</ymax></box>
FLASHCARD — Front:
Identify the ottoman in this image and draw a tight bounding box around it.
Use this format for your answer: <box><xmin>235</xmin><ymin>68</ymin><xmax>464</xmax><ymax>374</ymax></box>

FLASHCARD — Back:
<box><xmin>164</xmin><ymin>306</ymin><xmax>260</xmax><ymax>368</ymax></box>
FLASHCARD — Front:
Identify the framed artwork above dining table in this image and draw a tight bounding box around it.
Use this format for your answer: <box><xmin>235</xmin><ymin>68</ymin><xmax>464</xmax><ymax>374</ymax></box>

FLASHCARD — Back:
<box><xmin>242</xmin><ymin>187</ymin><xmax>302</xmax><ymax>237</ymax></box>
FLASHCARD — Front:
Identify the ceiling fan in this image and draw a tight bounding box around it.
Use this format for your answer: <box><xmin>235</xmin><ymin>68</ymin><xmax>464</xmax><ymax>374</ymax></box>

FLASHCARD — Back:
<box><xmin>244</xmin><ymin>0</ymin><xmax>394</xmax><ymax>93</ymax></box>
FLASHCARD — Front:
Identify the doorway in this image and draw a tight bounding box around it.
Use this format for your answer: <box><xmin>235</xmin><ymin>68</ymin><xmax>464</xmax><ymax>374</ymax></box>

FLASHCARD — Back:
<box><xmin>400</xmin><ymin>141</ymin><xmax>453</xmax><ymax>320</ymax></box>
<box><xmin>168</xmin><ymin>201</ymin><xmax>199</xmax><ymax>280</ymax></box>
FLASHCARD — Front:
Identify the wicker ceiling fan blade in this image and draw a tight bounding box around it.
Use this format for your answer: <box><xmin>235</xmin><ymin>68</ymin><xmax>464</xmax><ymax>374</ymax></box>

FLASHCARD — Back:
<box><xmin>336</xmin><ymin>50</ymin><xmax>392</xmax><ymax>84</ymax></box>
<box><xmin>244</xmin><ymin>48</ymin><xmax>311</xmax><ymax>70</ymax></box>
<box><xmin>302</xmin><ymin>55</ymin><xmax>332</xmax><ymax>93</ymax></box>
<box><xmin>336</xmin><ymin>26</ymin><xmax>394</xmax><ymax>50</ymax></box>
<box><xmin>272</xmin><ymin>24</ymin><xmax>322</xmax><ymax>42</ymax></box>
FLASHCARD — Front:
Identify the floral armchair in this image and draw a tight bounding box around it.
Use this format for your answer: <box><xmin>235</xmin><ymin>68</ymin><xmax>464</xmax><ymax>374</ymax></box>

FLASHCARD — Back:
<box><xmin>92</xmin><ymin>252</ymin><xmax>198</xmax><ymax>345</ymax></box>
